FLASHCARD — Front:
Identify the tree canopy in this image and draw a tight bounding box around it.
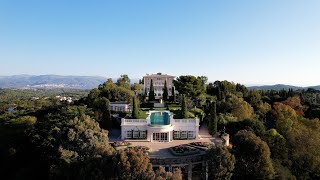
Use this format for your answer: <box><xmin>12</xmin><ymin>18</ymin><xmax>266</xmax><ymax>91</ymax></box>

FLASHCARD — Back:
<box><xmin>148</xmin><ymin>79</ymin><xmax>155</xmax><ymax>101</ymax></box>
<box><xmin>132</xmin><ymin>96</ymin><xmax>139</xmax><ymax>119</ymax></box>
<box><xmin>207</xmin><ymin>146</ymin><xmax>235</xmax><ymax>180</ymax></box>
<box><xmin>233</xmin><ymin>130</ymin><xmax>275</xmax><ymax>179</ymax></box>
<box><xmin>2</xmin><ymin>76</ymin><xmax>320</xmax><ymax>180</ymax></box>
<box><xmin>162</xmin><ymin>80</ymin><xmax>168</xmax><ymax>101</ymax></box>
<box><xmin>117</xmin><ymin>74</ymin><xmax>131</xmax><ymax>89</ymax></box>
<box><xmin>174</xmin><ymin>75</ymin><xmax>204</xmax><ymax>99</ymax></box>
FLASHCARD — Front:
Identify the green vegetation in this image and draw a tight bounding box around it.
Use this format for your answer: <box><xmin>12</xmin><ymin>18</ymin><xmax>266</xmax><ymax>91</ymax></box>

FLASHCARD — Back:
<box><xmin>208</xmin><ymin>101</ymin><xmax>217</xmax><ymax>134</ymax></box>
<box><xmin>180</xmin><ymin>95</ymin><xmax>188</xmax><ymax>118</ymax></box>
<box><xmin>155</xmin><ymin>167</ymin><xmax>182</xmax><ymax>180</ymax></box>
<box><xmin>233</xmin><ymin>130</ymin><xmax>275</xmax><ymax>179</ymax></box>
<box><xmin>162</xmin><ymin>80</ymin><xmax>168</xmax><ymax>101</ymax></box>
<box><xmin>1</xmin><ymin>74</ymin><xmax>320</xmax><ymax>179</ymax></box>
<box><xmin>138</xmin><ymin>109</ymin><xmax>149</xmax><ymax>119</ymax></box>
<box><xmin>207</xmin><ymin>146</ymin><xmax>235</xmax><ymax>180</ymax></box>
<box><xmin>171</xmin><ymin>86</ymin><xmax>176</xmax><ymax>102</ymax></box>
<box><xmin>101</xmin><ymin>97</ymin><xmax>112</xmax><ymax>129</ymax></box>
<box><xmin>148</xmin><ymin>79</ymin><xmax>155</xmax><ymax>101</ymax></box>
<box><xmin>132</xmin><ymin>96</ymin><xmax>139</xmax><ymax>119</ymax></box>
<box><xmin>116</xmin><ymin>74</ymin><xmax>131</xmax><ymax>89</ymax></box>
<box><xmin>173</xmin><ymin>75</ymin><xmax>204</xmax><ymax>100</ymax></box>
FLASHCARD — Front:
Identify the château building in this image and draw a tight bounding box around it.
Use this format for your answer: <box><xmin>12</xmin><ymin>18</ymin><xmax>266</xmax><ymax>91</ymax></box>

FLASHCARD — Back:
<box><xmin>143</xmin><ymin>73</ymin><xmax>175</xmax><ymax>99</ymax></box>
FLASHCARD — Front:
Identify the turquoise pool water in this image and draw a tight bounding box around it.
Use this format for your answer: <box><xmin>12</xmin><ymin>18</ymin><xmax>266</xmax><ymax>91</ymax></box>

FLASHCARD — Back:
<box><xmin>150</xmin><ymin>112</ymin><xmax>170</xmax><ymax>125</ymax></box>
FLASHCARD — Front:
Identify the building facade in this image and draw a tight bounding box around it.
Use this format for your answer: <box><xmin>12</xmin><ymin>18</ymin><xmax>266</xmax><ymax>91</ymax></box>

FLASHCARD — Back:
<box><xmin>144</xmin><ymin>73</ymin><xmax>175</xmax><ymax>99</ymax></box>
<box><xmin>121</xmin><ymin>110</ymin><xmax>199</xmax><ymax>142</ymax></box>
<box><xmin>110</xmin><ymin>102</ymin><xmax>131</xmax><ymax>112</ymax></box>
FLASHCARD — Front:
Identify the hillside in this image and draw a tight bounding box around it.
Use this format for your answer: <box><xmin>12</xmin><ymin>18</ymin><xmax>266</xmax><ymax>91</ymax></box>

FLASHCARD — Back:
<box><xmin>0</xmin><ymin>75</ymin><xmax>107</xmax><ymax>89</ymax></box>
<box><xmin>248</xmin><ymin>84</ymin><xmax>320</xmax><ymax>91</ymax></box>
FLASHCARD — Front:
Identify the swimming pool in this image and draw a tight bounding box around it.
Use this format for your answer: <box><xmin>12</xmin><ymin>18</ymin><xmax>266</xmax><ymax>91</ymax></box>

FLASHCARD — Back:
<box><xmin>150</xmin><ymin>112</ymin><xmax>170</xmax><ymax>126</ymax></box>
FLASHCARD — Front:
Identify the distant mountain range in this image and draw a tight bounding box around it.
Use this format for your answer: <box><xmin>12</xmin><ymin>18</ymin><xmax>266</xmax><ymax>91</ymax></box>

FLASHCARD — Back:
<box><xmin>248</xmin><ymin>84</ymin><xmax>320</xmax><ymax>91</ymax></box>
<box><xmin>0</xmin><ymin>75</ymin><xmax>107</xmax><ymax>89</ymax></box>
<box><xmin>0</xmin><ymin>75</ymin><xmax>319</xmax><ymax>91</ymax></box>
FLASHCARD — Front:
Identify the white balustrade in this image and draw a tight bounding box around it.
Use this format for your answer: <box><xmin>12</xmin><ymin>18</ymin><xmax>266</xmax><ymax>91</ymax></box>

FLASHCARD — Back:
<box><xmin>173</xmin><ymin>119</ymin><xmax>199</xmax><ymax>125</ymax></box>
<box><xmin>121</xmin><ymin>118</ymin><xmax>147</xmax><ymax>125</ymax></box>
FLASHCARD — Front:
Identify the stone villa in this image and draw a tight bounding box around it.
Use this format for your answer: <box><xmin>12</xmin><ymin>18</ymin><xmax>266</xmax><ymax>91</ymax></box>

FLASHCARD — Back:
<box><xmin>143</xmin><ymin>73</ymin><xmax>175</xmax><ymax>99</ymax></box>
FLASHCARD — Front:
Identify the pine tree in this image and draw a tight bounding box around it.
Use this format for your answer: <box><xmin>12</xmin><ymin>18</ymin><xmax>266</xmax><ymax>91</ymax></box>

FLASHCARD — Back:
<box><xmin>233</xmin><ymin>130</ymin><xmax>275</xmax><ymax>179</ymax></box>
<box><xmin>181</xmin><ymin>95</ymin><xmax>188</xmax><ymax>118</ymax></box>
<box><xmin>132</xmin><ymin>96</ymin><xmax>139</xmax><ymax>119</ymax></box>
<box><xmin>207</xmin><ymin>146</ymin><xmax>235</xmax><ymax>179</ymax></box>
<box><xmin>209</xmin><ymin>101</ymin><xmax>217</xmax><ymax>134</ymax></box>
<box><xmin>149</xmin><ymin>79</ymin><xmax>155</xmax><ymax>101</ymax></box>
<box><xmin>163</xmin><ymin>80</ymin><xmax>168</xmax><ymax>101</ymax></box>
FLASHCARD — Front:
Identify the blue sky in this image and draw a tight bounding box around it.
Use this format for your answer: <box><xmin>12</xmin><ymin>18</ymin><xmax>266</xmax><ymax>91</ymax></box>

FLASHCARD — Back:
<box><xmin>0</xmin><ymin>0</ymin><xmax>319</xmax><ymax>86</ymax></box>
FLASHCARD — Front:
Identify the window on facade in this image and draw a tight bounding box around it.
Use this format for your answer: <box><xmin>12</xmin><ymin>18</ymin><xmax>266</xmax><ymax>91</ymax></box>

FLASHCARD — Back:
<box><xmin>126</xmin><ymin>131</ymin><xmax>132</xmax><ymax>139</ymax></box>
<box><xmin>181</xmin><ymin>131</ymin><xmax>187</xmax><ymax>139</ymax></box>
<box><xmin>188</xmin><ymin>131</ymin><xmax>194</xmax><ymax>139</ymax></box>
<box><xmin>161</xmin><ymin>133</ymin><xmax>167</xmax><ymax>141</ymax></box>
<box><xmin>153</xmin><ymin>133</ymin><xmax>167</xmax><ymax>141</ymax></box>
<box><xmin>133</xmin><ymin>131</ymin><xmax>140</xmax><ymax>139</ymax></box>
<box><xmin>140</xmin><ymin>131</ymin><xmax>146</xmax><ymax>139</ymax></box>
<box><xmin>153</xmin><ymin>133</ymin><xmax>159</xmax><ymax>141</ymax></box>
<box><xmin>173</xmin><ymin>131</ymin><xmax>180</xmax><ymax>139</ymax></box>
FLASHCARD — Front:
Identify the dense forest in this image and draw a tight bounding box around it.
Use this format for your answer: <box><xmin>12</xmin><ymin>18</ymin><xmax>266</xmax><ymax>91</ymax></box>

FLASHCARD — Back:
<box><xmin>1</xmin><ymin>75</ymin><xmax>320</xmax><ymax>180</ymax></box>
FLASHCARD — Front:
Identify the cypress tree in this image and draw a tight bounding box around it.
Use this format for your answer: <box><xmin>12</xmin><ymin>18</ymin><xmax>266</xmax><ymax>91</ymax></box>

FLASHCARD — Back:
<box><xmin>209</xmin><ymin>101</ymin><xmax>218</xmax><ymax>134</ymax></box>
<box><xmin>144</xmin><ymin>88</ymin><xmax>148</xmax><ymax>102</ymax></box>
<box><xmin>163</xmin><ymin>80</ymin><xmax>168</xmax><ymax>101</ymax></box>
<box><xmin>132</xmin><ymin>96</ymin><xmax>139</xmax><ymax>119</ymax></box>
<box><xmin>217</xmin><ymin>86</ymin><xmax>222</xmax><ymax>101</ymax></box>
<box><xmin>172</xmin><ymin>86</ymin><xmax>176</xmax><ymax>102</ymax></box>
<box><xmin>213</xmin><ymin>101</ymin><xmax>218</xmax><ymax>134</ymax></box>
<box><xmin>181</xmin><ymin>95</ymin><xmax>188</xmax><ymax>118</ymax></box>
<box><xmin>149</xmin><ymin>79</ymin><xmax>155</xmax><ymax>101</ymax></box>
<box><xmin>102</xmin><ymin>98</ymin><xmax>112</xmax><ymax>129</ymax></box>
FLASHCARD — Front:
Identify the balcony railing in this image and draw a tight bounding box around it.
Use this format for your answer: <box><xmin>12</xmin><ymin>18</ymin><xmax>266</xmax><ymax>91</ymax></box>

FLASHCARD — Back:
<box><xmin>121</xmin><ymin>119</ymin><xmax>147</xmax><ymax>125</ymax></box>
<box><xmin>173</xmin><ymin>119</ymin><xmax>198</xmax><ymax>124</ymax></box>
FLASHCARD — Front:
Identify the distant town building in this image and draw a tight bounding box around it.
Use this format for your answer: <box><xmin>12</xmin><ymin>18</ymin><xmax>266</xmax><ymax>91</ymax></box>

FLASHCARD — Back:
<box><xmin>143</xmin><ymin>73</ymin><xmax>175</xmax><ymax>99</ymax></box>
<box><xmin>110</xmin><ymin>102</ymin><xmax>131</xmax><ymax>112</ymax></box>
<box><xmin>55</xmin><ymin>96</ymin><xmax>73</xmax><ymax>103</ymax></box>
<box><xmin>31</xmin><ymin>97</ymin><xmax>40</xmax><ymax>100</ymax></box>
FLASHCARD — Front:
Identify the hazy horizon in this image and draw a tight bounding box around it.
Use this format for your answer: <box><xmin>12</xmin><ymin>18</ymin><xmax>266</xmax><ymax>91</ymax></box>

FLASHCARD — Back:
<box><xmin>0</xmin><ymin>74</ymin><xmax>318</xmax><ymax>87</ymax></box>
<box><xmin>1</xmin><ymin>1</ymin><xmax>319</xmax><ymax>86</ymax></box>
